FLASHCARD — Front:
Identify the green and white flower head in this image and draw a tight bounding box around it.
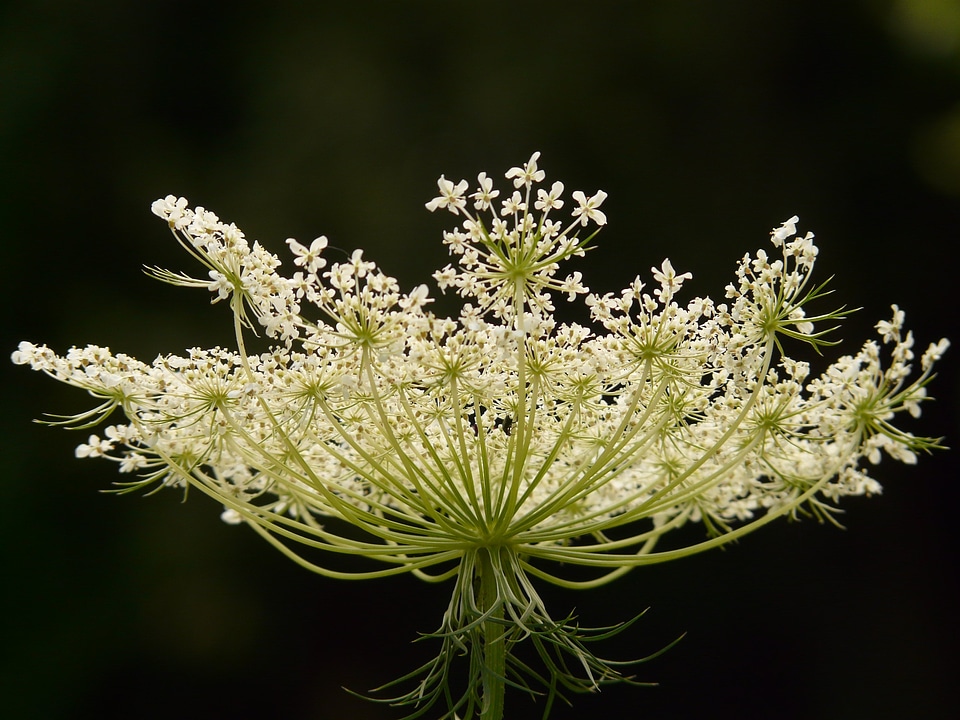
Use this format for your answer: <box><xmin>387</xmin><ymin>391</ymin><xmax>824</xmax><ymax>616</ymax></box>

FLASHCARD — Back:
<box><xmin>13</xmin><ymin>153</ymin><xmax>948</xmax><ymax>720</ymax></box>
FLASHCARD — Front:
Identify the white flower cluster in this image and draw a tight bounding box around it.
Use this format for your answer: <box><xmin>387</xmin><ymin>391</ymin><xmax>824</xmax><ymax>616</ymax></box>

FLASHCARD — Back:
<box><xmin>12</xmin><ymin>154</ymin><xmax>948</xmax><ymax>718</ymax></box>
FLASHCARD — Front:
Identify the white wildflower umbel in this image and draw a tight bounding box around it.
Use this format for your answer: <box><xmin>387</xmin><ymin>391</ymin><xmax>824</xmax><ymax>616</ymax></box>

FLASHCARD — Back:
<box><xmin>14</xmin><ymin>157</ymin><xmax>948</xmax><ymax>720</ymax></box>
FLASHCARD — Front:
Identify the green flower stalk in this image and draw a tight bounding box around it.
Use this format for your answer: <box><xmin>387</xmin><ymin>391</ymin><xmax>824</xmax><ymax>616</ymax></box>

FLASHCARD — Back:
<box><xmin>13</xmin><ymin>153</ymin><xmax>948</xmax><ymax>719</ymax></box>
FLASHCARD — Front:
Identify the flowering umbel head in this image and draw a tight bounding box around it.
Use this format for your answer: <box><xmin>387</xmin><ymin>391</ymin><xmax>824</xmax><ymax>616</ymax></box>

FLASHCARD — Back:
<box><xmin>13</xmin><ymin>154</ymin><xmax>948</xmax><ymax>719</ymax></box>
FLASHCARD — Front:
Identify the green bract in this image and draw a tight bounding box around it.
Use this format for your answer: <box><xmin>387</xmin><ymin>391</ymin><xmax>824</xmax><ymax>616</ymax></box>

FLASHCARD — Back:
<box><xmin>13</xmin><ymin>154</ymin><xmax>948</xmax><ymax>720</ymax></box>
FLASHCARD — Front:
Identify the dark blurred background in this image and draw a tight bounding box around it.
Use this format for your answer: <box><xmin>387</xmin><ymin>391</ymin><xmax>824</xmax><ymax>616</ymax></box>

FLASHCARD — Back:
<box><xmin>2</xmin><ymin>2</ymin><xmax>958</xmax><ymax>719</ymax></box>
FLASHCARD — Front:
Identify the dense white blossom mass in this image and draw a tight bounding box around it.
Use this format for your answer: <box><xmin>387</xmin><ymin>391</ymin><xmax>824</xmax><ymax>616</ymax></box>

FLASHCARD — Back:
<box><xmin>12</xmin><ymin>153</ymin><xmax>948</xmax><ymax>718</ymax></box>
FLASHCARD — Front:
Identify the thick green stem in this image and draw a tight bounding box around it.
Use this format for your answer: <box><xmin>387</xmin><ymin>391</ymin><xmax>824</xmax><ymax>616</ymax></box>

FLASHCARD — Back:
<box><xmin>479</xmin><ymin>548</ymin><xmax>506</xmax><ymax>720</ymax></box>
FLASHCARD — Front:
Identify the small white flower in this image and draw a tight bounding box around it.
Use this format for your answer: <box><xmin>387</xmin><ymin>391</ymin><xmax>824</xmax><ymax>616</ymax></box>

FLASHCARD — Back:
<box><xmin>501</xmin><ymin>190</ymin><xmax>526</xmax><ymax>216</ymax></box>
<box><xmin>425</xmin><ymin>175</ymin><xmax>469</xmax><ymax>214</ymax></box>
<box><xmin>571</xmin><ymin>189</ymin><xmax>608</xmax><ymax>226</ymax></box>
<box><xmin>535</xmin><ymin>181</ymin><xmax>565</xmax><ymax>212</ymax></box>
<box><xmin>922</xmin><ymin>338</ymin><xmax>950</xmax><ymax>371</ymax></box>
<box><xmin>876</xmin><ymin>304</ymin><xmax>905</xmax><ymax>344</ymax></box>
<box><xmin>150</xmin><ymin>195</ymin><xmax>189</xmax><ymax>224</ymax></box>
<box><xmin>75</xmin><ymin>434</ymin><xmax>113</xmax><ymax>458</ymax></box>
<box><xmin>505</xmin><ymin>151</ymin><xmax>545</xmax><ymax>188</ymax></box>
<box><xmin>220</xmin><ymin>508</ymin><xmax>243</xmax><ymax>525</ymax></box>
<box><xmin>118</xmin><ymin>453</ymin><xmax>147</xmax><ymax>473</ymax></box>
<box><xmin>651</xmin><ymin>258</ymin><xmax>693</xmax><ymax>299</ymax></box>
<box><xmin>400</xmin><ymin>283</ymin><xmax>432</xmax><ymax>310</ymax></box>
<box><xmin>207</xmin><ymin>270</ymin><xmax>232</xmax><ymax>301</ymax></box>
<box><xmin>771</xmin><ymin>215</ymin><xmax>799</xmax><ymax>243</ymax></box>
<box><xmin>471</xmin><ymin>172</ymin><xmax>500</xmax><ymax>210</ymax></box>
<box><xmin>10</xmin><ymin>341</ymin><xmax>39</xmax><ymax>365</ymax></box>
<box><xmin>286</xmin><ymin>236</ymin><xmax>328</xmax><ymax>274</ymax></box>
